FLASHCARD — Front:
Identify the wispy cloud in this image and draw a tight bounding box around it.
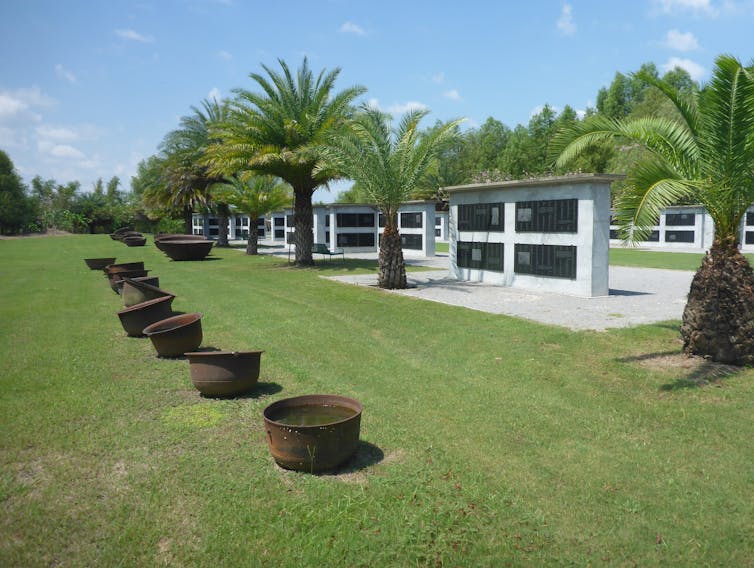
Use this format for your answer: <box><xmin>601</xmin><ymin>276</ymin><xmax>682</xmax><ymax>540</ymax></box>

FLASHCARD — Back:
<box><xmin>48</xmin><ymin>144</ymin><xmax>86</xmax><ymax>159</ymax></box>
<box><xmin>432</xmin><ymin>72</ymin><xmax>445</xmax><ymax>84</ymax></box>
<box><xmin>115</xmin><ymin>28</ymin><xmax>154</xmax><ymax>43</ymax></box>
<box><xmin>36</xmin><ymin>125</ymin><xmax>78</xmax><ymax>141</ymax></box>
<box><xmin>208</xmin><ymin>87</ymin><xmax>221</xmax><ymax>102</ymax></box>
<box><xmin>339</xmin><ymin>21</ymin><xmax>367</xmax><ymax>36</ymax></box>
<box><xmin>55</xmin><ymin>64</ymin><xmax>77</xmax><ymax>83</ymax></box>
<box><xmin>0</xmin><ymin>87</ymin><xmax>55</xmax><ymax>119</ymax></box>
<box><xmin>662</xmin><ymin>56</ymin><xmax>706</xmax><ymax>80</ymax></box>
<box><xmin>367</xmin><ymin>99</ymin><xmax>428</xmax><ymax>115</ymax></box>
<box><xmin>557</xmin><ymin>4</ymin><xmax>576</xmax><ymax>36</ymax></box>
<box><xmin>387</xmin><ymin>101</ymin><xmax>427</xmax><ymax>114</ymax></box>
<box><xmin>653</xmin><ymin>0</ymin><xmax>718</xmax><ymax>16</ymax></box>
<box><xmin>443</xmin><ymin>89</ymin><xmax>462</xmax><ymax>102</ymax></box>
<box><xmin>663</xmin><ymin>29</ymin><xmax>699</xmax><ymax>51</ymax></box>
<box><xmin>218</xmin><ymin>50</ymin><xmax>232</xmax><ymax>60</ymax></box>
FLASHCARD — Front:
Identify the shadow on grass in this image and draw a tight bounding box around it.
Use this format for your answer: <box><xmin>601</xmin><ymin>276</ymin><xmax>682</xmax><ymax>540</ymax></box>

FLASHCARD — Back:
<box><xmin>308</xmin><ymin>259</ymin><xmax>378</xmax><ymax>273</ymax></box>
<box><xmin>659</xmin><ymin>362</ymin><xmax>741</xmax><ymax>391</ymax></box>
<box><xmin>617</xmin><ymin>350</ymin><xmax>743</xmax><ymax>390</ymax></box>
<box><xmin>198</xmin><ymin>381</ymin><xmax>283</xmax><ymax>399</ymax></box>
<box><xmin>168</xmin><ymin>256</ymin><xmax>223</xmax><ymax>262</ymax></box>
<box><xmin>318</xmin><ymin>440</ymin><xmax>385</xmax><ymax>476</ymax></box>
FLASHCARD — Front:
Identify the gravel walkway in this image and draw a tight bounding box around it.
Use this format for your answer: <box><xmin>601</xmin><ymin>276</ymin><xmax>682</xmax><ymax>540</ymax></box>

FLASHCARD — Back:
<box><xmin>251</xmin><ymin>241</ymin><xmax>693</xmax><ymax>331</ymax></box>
<box><xmin>325</xmin><ymin>265</ymin><xmax>693</xmax><ymax>331</ymax></box>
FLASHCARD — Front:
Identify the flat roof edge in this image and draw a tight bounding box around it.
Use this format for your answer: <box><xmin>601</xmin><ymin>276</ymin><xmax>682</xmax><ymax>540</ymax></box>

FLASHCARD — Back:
<box><xmin>444</xmin><ymin>174</ymin><xmax>625</xmax><ymax>193</ymax></box>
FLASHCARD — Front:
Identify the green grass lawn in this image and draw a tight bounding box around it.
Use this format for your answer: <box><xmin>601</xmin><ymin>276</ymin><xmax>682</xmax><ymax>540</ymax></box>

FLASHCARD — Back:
<box><xmin>610</xmin><ymin>247</ymin><xmax>754</xmax><ymax>271</ymax></box>
<box><xmin>1</xmin><ymin>235</ymin><xmax>752</xmax><ymax>566</ymax></box>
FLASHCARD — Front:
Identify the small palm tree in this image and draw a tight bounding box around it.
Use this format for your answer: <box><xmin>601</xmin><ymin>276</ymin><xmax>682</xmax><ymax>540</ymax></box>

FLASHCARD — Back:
<box><xmin>322</xmin><ymin>106</ymin><xmax>462</xmax><ymax>289</ymax></box>
<box><xmin>211</xmin><ymin>175</ymin><xmax>292</xmax><ymax>254</ymax></box>
<box><xmin>552</xmin><ymin>55</ymin><xmax>754</xmax><ymax>365</ymax></box>
<box><xmin>158</xmin><ymin>99</ymin><xmax>229</xmax><ymax>235</ymax></box>
<box><xmin>204</xmin><ymin>58</ymin><xmax>366</xmax><ymax>265</ymax></box>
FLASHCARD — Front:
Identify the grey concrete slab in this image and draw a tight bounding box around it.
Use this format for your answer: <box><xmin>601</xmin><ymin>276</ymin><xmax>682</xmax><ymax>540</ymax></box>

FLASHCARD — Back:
<box><xmin>325</xmin><ymin>266</ymin><xmax>693</xmax><ymax>331</ymax></box>
<box><xmin>252</xmin><ymin>240</ymin><xmax>693</xmax><ymax>331</ymax></box>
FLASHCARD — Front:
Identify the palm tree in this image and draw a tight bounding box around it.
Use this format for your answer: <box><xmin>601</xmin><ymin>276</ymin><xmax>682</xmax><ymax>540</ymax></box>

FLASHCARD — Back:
<box><xmin>211</xmin><ymin>175</ymin><xmax>292</xmax><ymax>254</ymax></box>
<box><xmin>322</xmin><ymin>106</ymin><xmax>462</xmax><ymax>289</ymax></box>
<box><xmin>157</xmin><ymin>99</ymin><xmax>229</xmax><ymax>235</ymax></box>
<box><xmin>203</xmin><ymin>58</ymin><xmax>366</xmax><ymax>266</ymax></box>
<box><xmin>552</xmin><ymin>55</ymin><xmax>754</xmax><ymax>365</ymax></box>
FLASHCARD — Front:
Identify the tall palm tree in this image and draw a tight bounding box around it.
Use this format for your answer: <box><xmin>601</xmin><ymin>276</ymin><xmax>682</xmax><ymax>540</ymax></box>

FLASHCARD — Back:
<box><xmin>322</xmin><ymin>106</ymin><xmax>462</xmax><ymax>289</ymax></box>
<box><xmin>552</xmin><ymin>55</ymin><xmax>754</xmax><ymax>365</ymax></box>
<box><xmin>211</xmin><ymin>175</ymin><xmax>292</xmax><ymax>255</ymax></box>
<box><xmin>203</xmin><ymin>58</ymin><xmax>366</xmax><ymax>266</ymax></box>
<box><xmin>158</xmin><ymin>99</ymin><xmax>229</xmax><ymax>235</ymax></box>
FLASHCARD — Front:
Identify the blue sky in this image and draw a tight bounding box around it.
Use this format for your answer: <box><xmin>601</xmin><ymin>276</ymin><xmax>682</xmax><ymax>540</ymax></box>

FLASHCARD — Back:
<box><xmin>1</xmin><ymin>0</ymin><xmax>753</xmax><ymax>203</ymax></box>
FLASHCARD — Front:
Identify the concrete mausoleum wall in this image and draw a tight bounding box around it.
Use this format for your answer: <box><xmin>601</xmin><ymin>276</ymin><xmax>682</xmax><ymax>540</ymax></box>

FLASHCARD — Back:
<box><xmin>447</xmin><ymin>175</ymin><xmax>621</xmax><ymax>297</ymax></box>
<box><xmin>191</xmin><ymin>214</ymin><xmax>265</xmax><ymax>239</ymax></box>
<box><xmin>308</xmin><ymin>201</ymin><xmax>437</xmax><ymax>256</ymax></box>
<box><xmin>609</xmin><ymin>205</ymin><xmax>754</xmax><ymax>251</ymax></box>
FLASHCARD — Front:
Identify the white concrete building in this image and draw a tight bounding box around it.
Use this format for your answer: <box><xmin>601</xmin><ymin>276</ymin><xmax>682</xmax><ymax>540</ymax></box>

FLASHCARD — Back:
<box><xmin>447</xmin><ymin>175</ymin><xmax>622</xmax><ymax>297</ymax></box>
<box><xmin>434</xmin><ymin>211</ymin><xmax>449</xmax><ymax>242</ymax></box>
<box><xmin>272</xmin><ymin>202</ymin><xmax>438</xmax><ymax>256</ymax></box>
<box><xmin>192</xmin><ymin>214</ymin><xmax>265</xmax><ymax>239</ymax></box>
<box><xmin>609</xmin><ymin>205</ymin><xmax>754</xmax><ymax>251</ymax></box>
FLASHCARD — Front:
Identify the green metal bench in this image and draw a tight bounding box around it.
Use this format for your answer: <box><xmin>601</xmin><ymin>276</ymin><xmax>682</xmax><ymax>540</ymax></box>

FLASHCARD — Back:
<box><xmin>311</xmin><ymin>243</ymin><xmax>345</xmax><ymax>262</ymax></box>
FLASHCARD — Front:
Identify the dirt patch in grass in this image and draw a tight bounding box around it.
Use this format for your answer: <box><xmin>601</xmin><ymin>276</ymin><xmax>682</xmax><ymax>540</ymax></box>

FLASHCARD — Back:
<box><xmin>636</xmin><ymin>352</ymin><xmax>739</xmax><ymax>387</ymax></box>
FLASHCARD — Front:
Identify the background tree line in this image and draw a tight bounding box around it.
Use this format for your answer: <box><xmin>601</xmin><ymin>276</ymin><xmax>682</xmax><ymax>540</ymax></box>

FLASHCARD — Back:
<box><xmin>0</xmin><ymin>149</ymin><xmax>158</xmax><ymax>236</ymax></box>
<box><xmin>0</xmin><ymin>60</ymin><xmax>696</xmax><ymax>237</ymax></box>
<box><xmin>336</xmin><ymin>62</ymin><xmax>697</xmax><ymax>205</ymax></box>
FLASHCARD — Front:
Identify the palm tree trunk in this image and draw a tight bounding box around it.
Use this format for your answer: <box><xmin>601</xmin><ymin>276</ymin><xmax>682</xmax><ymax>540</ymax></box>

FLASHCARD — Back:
<box><xmin>378</xmin><ymin>222</ymin><xmax>407</xmax><ymax>289</ymax></box>
<box><xmin>293</xmin><ymin>188</ymin><xmax>314</xmax><ymax>266</ymax></box>
<box><xmin>216</xmin><ymin>203</ymin><xmax>230</xmax><ymax>247</ymax></box>
<box><xmin>183</xmin><ymin>206</ymin><xmax>193</xmax><ymax>234</ymax></box>
<box><xmin>246</xmin><ymin>223</ymin><xmax>259</xmax><ymax>255</ymax></box>
<box><xmin>681</xmin><ymin>237</ymin><xmax>754</xmax><ymax>365</ymax></box>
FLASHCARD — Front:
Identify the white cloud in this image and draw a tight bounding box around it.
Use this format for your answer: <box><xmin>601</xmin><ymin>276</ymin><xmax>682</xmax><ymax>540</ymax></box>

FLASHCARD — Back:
<box><xmin>654</xmin><ymin>0</ymin><xmax>717</xmax><ymax>16</ymax></box>
<box><xmin>340</xmin><ymin>21</ymin><xmax>366</xmax><ymax>36</ymax></box>
<box><xmin>208</xmin><ymin>87</ymin><xmax>221</xmax><ymax>102</ymax></box>
<box><xmin>662</xmin><ymin>57</ymin><xmax>707</xmax><ymax>80</ymax></box>
<box><xmin>443</xmin><ymin>89</ymin><xmax>462</xmax><ymax>102</ymax></box>
<box><xmin>386</xmin><ymin>101</ymin><xmax>427</xmax><ymax>114</ymax></box>
<box><xmin>366</xmin><ymin>99</ymin><xmax>428</xmax><ymax>115</ymax></box>
<box><xmin>0</xmin><ymin>93</ymin><xmax>27</xmax><ymax>117</ymax></box>
<box><xmin>432</xmin><ymin>72</ymin><xmax>445</xmax><ymax>84</ymax></box>
<box><xmin>0</xmin><ymin>87</ymin><xmax>55</xmax><ymax>119</ymax></box>
<box><xmin>557</xmin><ymin>4</ymin><xmax>576</xmax><ymax>36</ymax></box>
<box><xmin>664</xmin><ymin>29</ymin><xmax>700</xmax><ymax>51</ymax></box>
<box><xmin>36</xmin><ymin>125</ymin><xmax>79</xmax><ymax>141</ymax></box>
<box><xmin>49</xmin><ymin>144</ymin><xmax>86</xmax><ymax>159</ymax></box>
<box><xmin>115</xmin><ymin>28</ymin><xmax>154</xmax><ymax>43</ymax></box>
<box><xmin>218</xmin><ymin>50</ymin><xmax>232</xmax><ymax>60</ymax></box>
<box><xmin>55</xmin><ymin>63</ymin><xmax>77</xmax><ymax>83</ymax></box>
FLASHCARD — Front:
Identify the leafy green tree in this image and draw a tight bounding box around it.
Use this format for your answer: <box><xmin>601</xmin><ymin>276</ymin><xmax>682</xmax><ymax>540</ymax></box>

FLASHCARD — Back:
<box><xmin>106</xmin><ymin>176</ymin><xmax>120</xmax><ymax>200</ymax></box>
<box><xmin>335</xmin><ymin>183</ymin><xmax>369</xmax><ymax>203</ymax></box>
<box><xmin>204</xmin><ymin>58</ymin><xmax>366</xmax><ymax>266</ymax></box>
<box><xmin>413</xmin><ymin>121</ymin><xmax>468</xmax><ymax>200</ymax></box>
<box><xmin>553</xmin><ymin>55</ymin><xmax>754</xmax><ymax>365</ymax></box>
<box><xmin>0</xmin><ymin>150</ymin><xmax>36</xmax><ymax>234</ymax></box>
<box><xmin>211</xmin><ymin>175</ymin><xmax>292</xmax><ymax>254</ymax></box>
<box><xmin>323</xmin><ymin>106</ymin><xmax>462</xmax><ymax>288</ymax></box>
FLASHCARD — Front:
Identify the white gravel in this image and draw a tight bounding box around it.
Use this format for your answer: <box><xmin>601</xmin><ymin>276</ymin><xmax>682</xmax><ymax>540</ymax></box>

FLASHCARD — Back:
<box><xmin>325</xmin><ymin>261</ymin><xmax>693</xmax><ymax>331</ymax></box>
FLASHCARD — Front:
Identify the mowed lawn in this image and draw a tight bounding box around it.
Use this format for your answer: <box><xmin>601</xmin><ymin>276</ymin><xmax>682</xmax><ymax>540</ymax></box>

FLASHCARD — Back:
<box><xmin>1</xmin><ymin>235</ymin><xmax>752</xmax><ymax>566</ymax></box>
